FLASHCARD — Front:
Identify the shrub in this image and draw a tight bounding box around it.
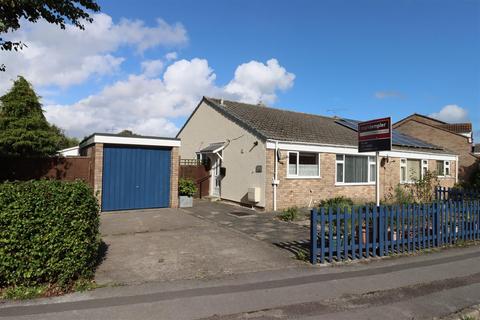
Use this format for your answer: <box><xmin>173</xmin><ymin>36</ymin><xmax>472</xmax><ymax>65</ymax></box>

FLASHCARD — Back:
<box><xmin>0</xmin><ymin>180</ymin><xmax>100</xmax><ymax>287</ymax></box>
<box><xmin>318</xmin><ymin>196</ymin><xmax>354</xmax><ymax>211</ymax></box>
<box><xmin>408</xmin><ymin>170</ymin><xmax>439</xmax><ymax>202</ymax></box>
<box><xmin>279</xmin><ymin>207</ymin><xmax>299</xmax><ymax>221</ymax></box>
<box><xmin>385</xmin><ymin>184</ymin><xmax>415</xmax><ymax>205</ymax></box>
<box><xmin>178</xmin><ymin>178</ymin><xmax>197</xmax><ymax>197</ymax></box>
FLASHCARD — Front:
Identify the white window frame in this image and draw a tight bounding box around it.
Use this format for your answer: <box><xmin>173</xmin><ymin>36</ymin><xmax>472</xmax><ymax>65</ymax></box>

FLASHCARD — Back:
<box><xmin>445</xmin><ymin>161</ymin><xmax>451</xmax><ymax>176</ymax></box>
<box><xmin>422</xmin><ymin>159</ymin><xmax>428</xmax><ymax>177</ymax></box>
<box><xmin>436</xmin><ymin>160</ymin><xmax>451</xmax><ymax>177</ymax></box>
<box><xmin>335</xmin><ymin>154</ymin><xmax>376</xmax><ymax>186</ymax></box>
<box><xmin>286</xmin><ymin>151</ymin><xmax>321</xmax><ymax>179</ymax></box>
<box><xmin>400</xmin><ymin>158</ymin><xmax>428</xmax><ymax>184</ymax></box>
<box><xmin>400</xmin><ymin>158</ymin><xmax>407</xmax><ymax>183</ymax></box>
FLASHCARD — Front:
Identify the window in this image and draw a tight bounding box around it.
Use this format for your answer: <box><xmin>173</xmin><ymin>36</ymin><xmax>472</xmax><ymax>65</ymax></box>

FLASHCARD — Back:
<box><xmin>422</xmin><ymin>160</ymin><xmax>428</xmax><ymax>176</ymax></box>
<box><xmin>369</xmin><ymin>156</ymin><xmax>376</xmax><ymax>182</ymax></box>
<box><xmin>335</xmin><ymin>154</ymin><xmax>376</xmax><ymax>184</ymax></box>
<box><xmin>445</xmin><ymin>161</ymin><xmax>451</xmax><ymax>176</ymax></box>
<box><xmin>287</xmin><ymin>152</ymin><xmax>320</xmax><ymax>177</ymax></box>
<box><xmin>436</xmin><ymin>160</ymin><xmax>451</xmax><ymax>176</ymax></box>
<box><xmin>400</xmin><ymin>159</ymin><xmax>407</xmax><ymax>183</ymax></box>
<box><xmin>400</xmin><ymin>158</ymin><xmax>427</xmax><ymax>183</ymax></box>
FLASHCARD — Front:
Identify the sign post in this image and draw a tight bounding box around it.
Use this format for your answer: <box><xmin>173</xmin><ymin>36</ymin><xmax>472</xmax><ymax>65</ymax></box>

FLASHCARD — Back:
<box><xmin>357</xmin><ymin>117</ymin><xmax>392</xmax><ymax>206</ymax></box>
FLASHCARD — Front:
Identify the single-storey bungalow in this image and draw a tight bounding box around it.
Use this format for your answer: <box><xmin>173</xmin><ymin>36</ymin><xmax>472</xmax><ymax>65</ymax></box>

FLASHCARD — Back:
<box><xmin>177</xmin><ymin>97</ymin><xmax>458</xmax><ymax>211</ymax></box>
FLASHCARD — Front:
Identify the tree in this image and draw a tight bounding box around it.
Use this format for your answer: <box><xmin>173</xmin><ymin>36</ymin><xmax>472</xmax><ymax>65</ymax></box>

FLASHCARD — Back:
<box><xmin>0</xmin><ymin>0</ymin><xmax>101</xmax><ymax>71</ymax></box>
<box><xmin>0</xmin><ymin>76</ymin><xmax>76</xmax><ymax>157</ymax></box>
<box><xmin>117</xmin><ymin>130</ymin><xmax>141</xmax><ymax>137</ymax></box>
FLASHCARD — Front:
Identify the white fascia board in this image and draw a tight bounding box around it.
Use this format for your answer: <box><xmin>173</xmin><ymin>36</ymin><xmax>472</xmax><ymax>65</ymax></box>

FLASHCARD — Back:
<box><xmin>266</xmin><ymin>140</ymin><xmax>457</xmax><ymax>161</ymax></box>
<box><xmin>85</xmin><ymin>135</ymin><xmax>181</xmax><ymax>147</ymax></box>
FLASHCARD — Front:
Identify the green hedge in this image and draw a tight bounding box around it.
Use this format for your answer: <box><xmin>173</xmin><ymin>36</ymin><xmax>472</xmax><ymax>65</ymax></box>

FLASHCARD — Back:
<box><xmin>0</xmin><ymin>180</ymin><xmax>100</xmax><ymax>287</ymax></box>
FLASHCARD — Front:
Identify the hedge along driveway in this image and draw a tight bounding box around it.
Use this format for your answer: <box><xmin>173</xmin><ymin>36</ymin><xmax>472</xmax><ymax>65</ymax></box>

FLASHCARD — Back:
<box><xmin>95</xmin><ymin>208</ymin><xmax>301</xmax><ymax>285</ymax></box>
<box><xmin>0</xmin><ymin>180</ymin><xmax>99</xmax><ymax>288</ymax></box>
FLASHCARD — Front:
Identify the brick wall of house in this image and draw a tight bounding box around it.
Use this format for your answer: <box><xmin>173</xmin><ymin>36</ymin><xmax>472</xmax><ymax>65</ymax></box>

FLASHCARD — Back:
<box><xmin>169</xmin><ymin>146</ymin><xmax>179</xmax><ymax>208</ymax></box>
<box><xmin>264</xmin><ymin>149</ymin><xmax>456</xmax><ymax>211</ymax></box>
<box><xmin>394</xmin><ymin>119</ymin><xmax>476</xmax><ymax>181</ymax></box>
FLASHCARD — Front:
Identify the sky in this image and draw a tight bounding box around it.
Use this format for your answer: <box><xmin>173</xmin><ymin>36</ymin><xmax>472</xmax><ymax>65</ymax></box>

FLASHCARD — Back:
<box><xmin>0</xmin><ymin>0</ymin><xmax>479</xmax><ymax>140</ymax></box>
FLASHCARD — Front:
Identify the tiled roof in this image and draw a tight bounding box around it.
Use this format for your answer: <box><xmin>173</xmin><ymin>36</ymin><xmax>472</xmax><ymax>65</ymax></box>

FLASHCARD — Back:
<box><xmin>203</xmin><ymin>97</ymin><xmax>446</xmax><ymax>152</ymax></box>
<box><xmin>438</xmin><ymin>123</ymin><xmax>472</xmax><ymax>134</ymax></box>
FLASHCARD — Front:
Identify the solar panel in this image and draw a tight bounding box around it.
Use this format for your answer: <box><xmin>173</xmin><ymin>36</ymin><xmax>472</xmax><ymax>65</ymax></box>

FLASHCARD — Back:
<box><xmin>335</xmin><ymin>119</ymin><xmax>440</xmax><ymax>150</ymax></box>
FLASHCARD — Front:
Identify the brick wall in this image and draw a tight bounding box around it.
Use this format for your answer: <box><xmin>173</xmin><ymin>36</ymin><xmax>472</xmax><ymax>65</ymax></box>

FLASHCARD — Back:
<box><xmin>170</xmin><ymin>146</ymin><xmax>179</xmax><ymax>208</ymax></box>
<box><xmin>81</xmin><ymin>143</ymin><xmax>104</xmax><ymax>207</ymax></box>
<box><xmin>265</xmin><ymin>149</ymin><xmax>456</xmax><ymax>211</ymax></box>
<box><xmin>394</xmin><ymin>119</ymin><xmax>476</xmax><ymax>181</ymax></box>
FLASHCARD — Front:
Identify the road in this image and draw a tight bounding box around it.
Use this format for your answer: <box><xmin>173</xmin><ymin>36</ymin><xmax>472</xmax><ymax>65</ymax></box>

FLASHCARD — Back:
<box><xmin>2</xmin><ymin>245</ymin><xmax>480</xmax><ymax>319</ymax></box>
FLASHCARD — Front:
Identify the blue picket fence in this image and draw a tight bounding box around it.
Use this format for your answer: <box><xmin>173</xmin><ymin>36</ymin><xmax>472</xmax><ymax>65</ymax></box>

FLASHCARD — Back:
<box><xmin>310</xmin><ymin>200</ymin><xmax>480</xmax><ymax>264</ymax></box>
<box><xmin>436</xmin><ymin>187</ymin><xmax>480</xmax><ymax>202</ymax></box>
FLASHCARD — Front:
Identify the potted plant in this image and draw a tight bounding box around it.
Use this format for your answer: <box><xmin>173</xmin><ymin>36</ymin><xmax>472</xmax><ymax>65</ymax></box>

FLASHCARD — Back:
<box><xmin>178</xmin><ymin>178</ymin><xmax>197</xmax><ymax>208</ymax></box>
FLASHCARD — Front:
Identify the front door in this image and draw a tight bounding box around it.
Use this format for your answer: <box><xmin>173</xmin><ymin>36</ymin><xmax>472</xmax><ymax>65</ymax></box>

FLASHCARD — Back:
<box><xmin>211</xmin><ymin>155</ymin><xmax>221</xmax><ymax>197</ymax></box>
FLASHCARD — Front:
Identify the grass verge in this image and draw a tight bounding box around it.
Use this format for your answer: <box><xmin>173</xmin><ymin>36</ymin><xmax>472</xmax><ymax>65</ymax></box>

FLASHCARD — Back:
<box><xmin>0</xmin><ymin>279</ymin><xmax>104</xmax><ymax>301</ymax></box>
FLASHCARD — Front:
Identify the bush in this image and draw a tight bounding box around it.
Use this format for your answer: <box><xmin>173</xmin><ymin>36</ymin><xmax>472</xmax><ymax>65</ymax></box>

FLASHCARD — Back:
<box><xmin>279</xmin><ymin>207</ymin><xmax>299</xmax><ymax>221</ymax></box>
<box><xmin>0</xmin><ymin>180</ymin><xmax>100</xmax><ymax>287</ymax></box>
<box><xmin>178</xmin><ymin>178</ymin><xmax>197</xmax><ymax>197</ymax></box>
<box><xmin>318</xmin><ymin>196</ymin><xmax>354</xmax><ymax>211</ymax></box>
<box><xmin>386</xmin><ymin>184</ymin><xmax>415</xmax><ymax>205</ymax></box>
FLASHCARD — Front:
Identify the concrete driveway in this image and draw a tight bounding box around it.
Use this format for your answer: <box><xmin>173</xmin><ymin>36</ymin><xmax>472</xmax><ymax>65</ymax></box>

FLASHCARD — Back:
<box><xmin>95</xmin><ymin>207</ymin><xmax>301</xmax><ymax>285</ymax></box>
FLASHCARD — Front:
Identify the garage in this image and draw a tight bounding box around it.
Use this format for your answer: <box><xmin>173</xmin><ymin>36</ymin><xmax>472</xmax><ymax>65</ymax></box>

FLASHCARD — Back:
<box><xmin>79</xmin><ymin>133</ymin><xmax>181</xmax><ymax>211</ymax></box>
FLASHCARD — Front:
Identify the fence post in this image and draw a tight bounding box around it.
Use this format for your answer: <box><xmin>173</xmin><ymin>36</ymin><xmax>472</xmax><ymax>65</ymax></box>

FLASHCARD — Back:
<box><xmin>320</xmin><ymin>207</ymin><xmax>326</xmax><ymax>263</ymax></box>
<box><xmin>379</xmin><ymin>205</ymin><xmax>384</xmax><ymax>257</ymax></box>
<box><xmin>310</xmin><ymin>208</ymin><xmax>318</xmax><ymax>265</ymax></box>
<box><xmin>435</xmin><ymin>202</ymin><xmax>441</xmax><ymax>247</ymax></box>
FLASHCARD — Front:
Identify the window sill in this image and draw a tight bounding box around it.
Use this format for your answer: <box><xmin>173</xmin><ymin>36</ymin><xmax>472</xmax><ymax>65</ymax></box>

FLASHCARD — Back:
<box><xmin>335</xmin><ymin>182</ymin><xmax>375</xmax><ymax>186</ymax></box>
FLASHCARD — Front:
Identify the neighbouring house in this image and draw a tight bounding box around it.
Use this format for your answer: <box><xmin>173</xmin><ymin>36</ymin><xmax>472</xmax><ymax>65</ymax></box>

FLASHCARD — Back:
<box><xmin>177</xmin><ymin>97</ymin><xmax>458</xmax><ymax>211</ymax></box>
<box><xmin>474</xmin><ymin>144</ymin><xmax>480</xmax><ymax>157</ymax></box>
<box><xmin>78</xmin><ymin>133</ymin><xmax>181</xmax><ymax>211</ymax></box>
<box><xmin>393</xmin><ymin>114</ymin><xmax>476</xmax><ymax>182</ymax></box>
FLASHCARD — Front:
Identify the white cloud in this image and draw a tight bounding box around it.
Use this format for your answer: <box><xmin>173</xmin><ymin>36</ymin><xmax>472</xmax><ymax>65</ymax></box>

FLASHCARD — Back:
<box><xmin>224</xmin><ymin>59</ymin><xmax>295</xmax><ymax>104</ymax></box>
<box><xmin>0</xmin><ymin>13</ymin><xmax>187</xmax><ymax>91</ymax></box>
<box><xmin>141</xmin><ymin>60</ymin><xmax>164</xmax><ymax>78</ymax></box>
<box><xmin>165</xmin><ymin>52</ymin><xmax>178</xmax><ymax>61</ymax></box>
<box><xmin>44</xmin><ymin>58</ymin><xmax>295</xmax><ymax>138</ymax></box>
<box><xmin>429</xmin><ymin>104</ymin><xmax>469</xmax><ymax>123</ymax></box>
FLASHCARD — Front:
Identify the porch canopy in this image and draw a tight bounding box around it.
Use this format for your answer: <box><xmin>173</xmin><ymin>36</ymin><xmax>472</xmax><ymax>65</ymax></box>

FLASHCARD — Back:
<box><xmin>199</xmin><ymin>142</ymin><xmax>225</xmax><ymax>154</ymax></box>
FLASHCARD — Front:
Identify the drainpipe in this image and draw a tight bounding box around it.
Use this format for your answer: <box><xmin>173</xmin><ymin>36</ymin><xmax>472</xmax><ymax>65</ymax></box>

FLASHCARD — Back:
<box><xmin>273</xmin><ymin>140</ymin><xmax>279</xmax><ymax>211</ymax></box>
<box><xmin>455</xmin><ymin>155</ymin><xmax>459</xmax><ymax>184</ymax></box>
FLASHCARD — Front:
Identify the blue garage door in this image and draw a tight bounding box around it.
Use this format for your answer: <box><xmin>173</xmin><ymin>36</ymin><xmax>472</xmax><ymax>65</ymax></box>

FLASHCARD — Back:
<box><xmin>102</xmin><ymin>145</ymin><xmax>171</xmax><ymax>211</ymax></box>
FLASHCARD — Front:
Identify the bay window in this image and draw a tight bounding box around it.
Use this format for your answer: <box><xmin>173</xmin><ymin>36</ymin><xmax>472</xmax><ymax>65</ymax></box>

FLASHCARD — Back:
<box><xmin>335</xmin><ymin>154</ymin><xmax>376</xmax><ymax>184</ymax></box>
<box><xmin>287</xmin><ymin>152</ymin><xmax>320</xmax><ymax>178</ymax></box>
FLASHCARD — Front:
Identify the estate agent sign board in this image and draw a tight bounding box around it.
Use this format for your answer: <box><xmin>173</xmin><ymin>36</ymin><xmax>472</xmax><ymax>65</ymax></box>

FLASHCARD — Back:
<box><xmin>358</xmin><ymin>117</ymin><xmax>392</xmax><ymax>153</ymax></box>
